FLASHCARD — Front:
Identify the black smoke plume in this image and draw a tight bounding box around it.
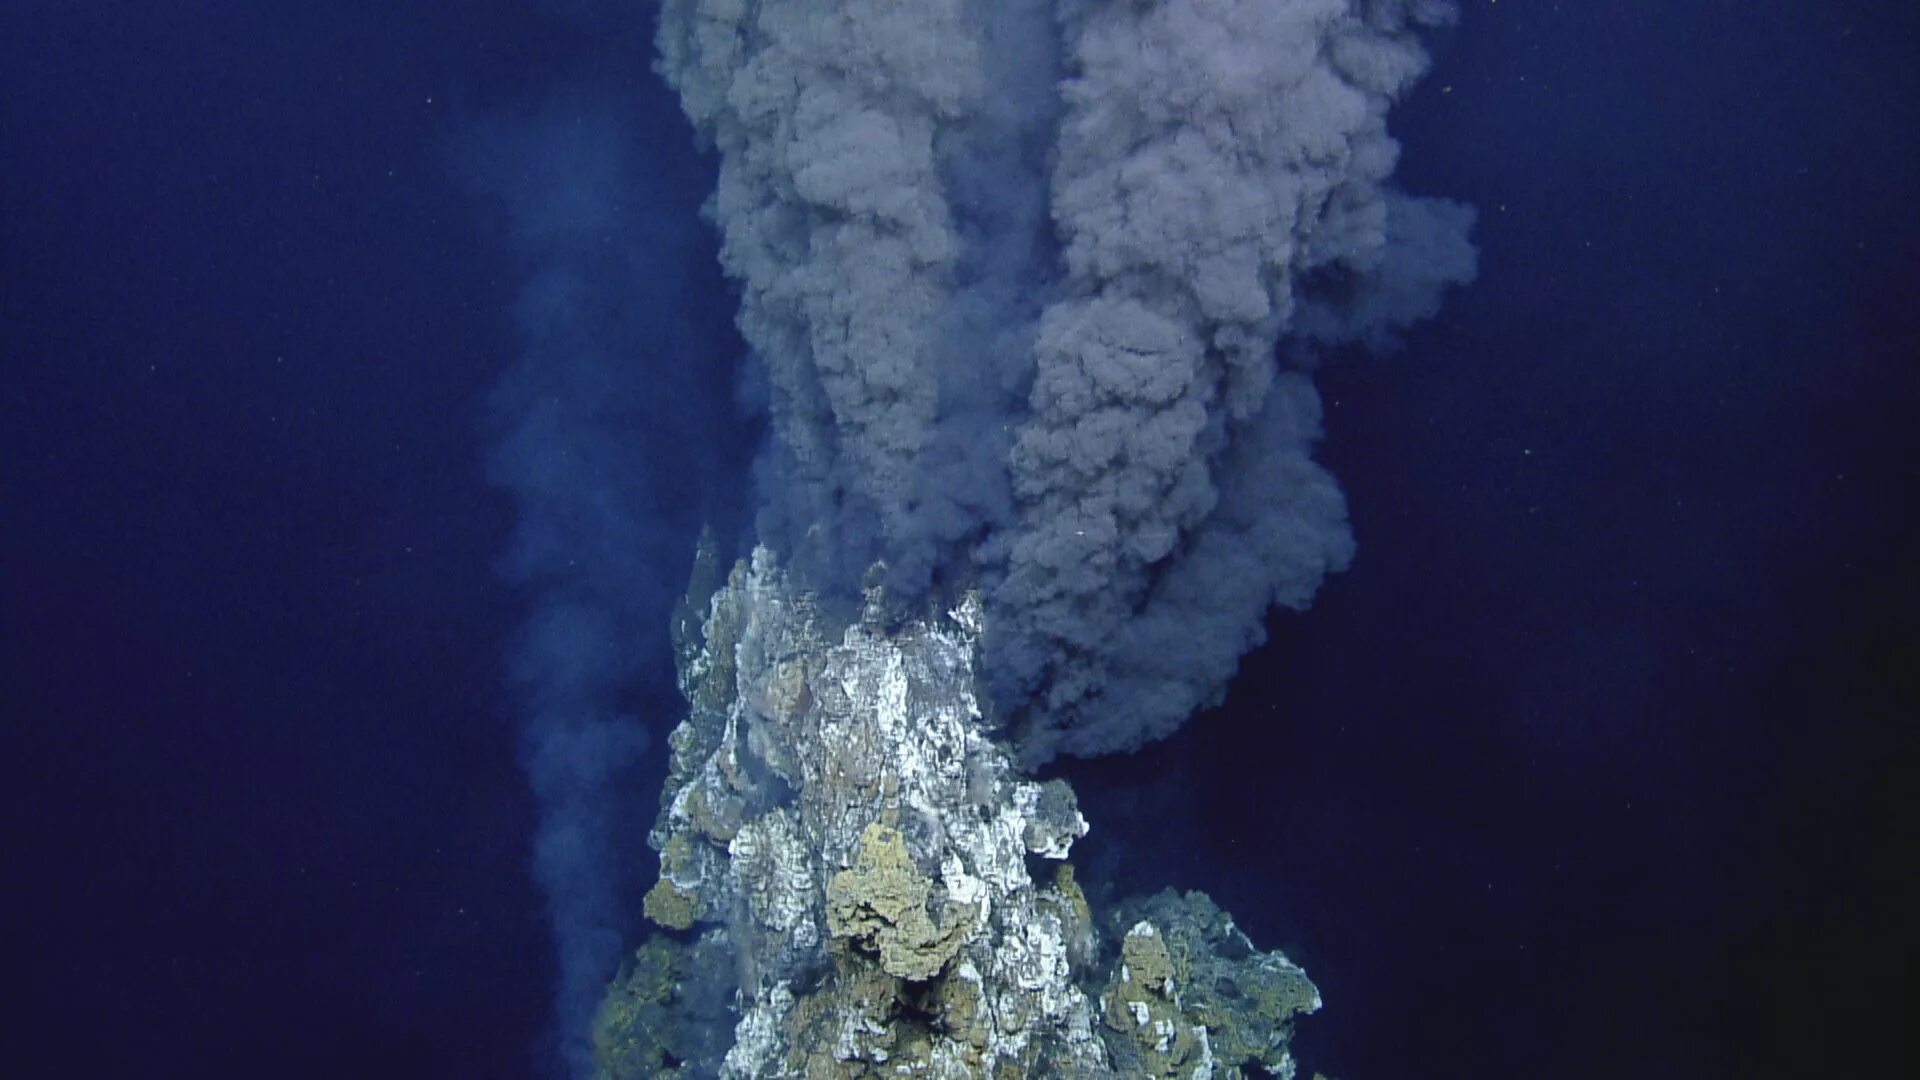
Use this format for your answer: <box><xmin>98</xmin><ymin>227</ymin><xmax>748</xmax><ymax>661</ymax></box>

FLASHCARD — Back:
<box><xmin>656</xmin><ymin>0</ymin><xmax>1476</xmax><ymax>760</ymax></box>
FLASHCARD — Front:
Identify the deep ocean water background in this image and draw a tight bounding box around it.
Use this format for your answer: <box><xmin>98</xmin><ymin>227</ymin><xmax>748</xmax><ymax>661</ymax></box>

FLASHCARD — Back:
<box><xmin>4</xmin><ymin>2</ymin><xmax>1914</xmax><ymax>1077</ymax></box>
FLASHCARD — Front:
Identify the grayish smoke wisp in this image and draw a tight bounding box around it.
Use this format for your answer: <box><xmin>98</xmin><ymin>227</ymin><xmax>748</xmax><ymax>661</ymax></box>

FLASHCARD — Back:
<box><xmin>658</xmin><ymin>0</ymin><xmax>1476</xmax><ymax>762</ymax></box>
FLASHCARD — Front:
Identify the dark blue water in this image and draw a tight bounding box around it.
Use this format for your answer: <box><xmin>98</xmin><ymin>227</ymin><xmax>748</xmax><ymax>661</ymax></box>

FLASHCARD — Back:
<box><xmin>5</xmin><ymin>3</ymin><xmax>1914</xmax><ymax>1078</ymax></box>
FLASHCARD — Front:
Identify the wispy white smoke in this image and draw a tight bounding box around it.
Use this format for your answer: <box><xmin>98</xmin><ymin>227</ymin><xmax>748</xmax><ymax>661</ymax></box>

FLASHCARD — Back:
<box><xmin>658</xmin><ymin>0</ymin><xmax>1475</xmax><ymax>762</ymax></box>
<box><xmin>461</xmin><ymin>74</ymin><xmax>745</xmax><ymax>1074</ymax></box>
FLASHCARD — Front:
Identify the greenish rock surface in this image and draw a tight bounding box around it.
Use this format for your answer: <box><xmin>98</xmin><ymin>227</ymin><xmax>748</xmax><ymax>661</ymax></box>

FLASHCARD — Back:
<box><xmin>1105</xmin><ymin>890</ymin><xmax>1324</xmax><ymax>1079</ymax></box>
<box><xmin>593</xmin><ymin>932</ymin><xmax>735</xmax><ymax>1080</ymax></box>
<box><xmin>593</xmin><ymin>937</ymin><xmax>685</xmax><ymax>1078</ymax></box>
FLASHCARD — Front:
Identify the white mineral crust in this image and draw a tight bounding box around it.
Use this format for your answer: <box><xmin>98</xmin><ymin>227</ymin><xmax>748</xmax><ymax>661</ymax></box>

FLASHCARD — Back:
<box><xmin>657</xmin><ymin>550</ymin><xmax>1106</xmax><ymax>1074</ymax></box>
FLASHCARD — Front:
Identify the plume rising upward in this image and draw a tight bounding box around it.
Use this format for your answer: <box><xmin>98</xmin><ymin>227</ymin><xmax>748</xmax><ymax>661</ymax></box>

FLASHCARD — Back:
<box><xmin>657</xmin><ymin>0</ymin><xmax>1476</xmax><ymax>760</ymax></box>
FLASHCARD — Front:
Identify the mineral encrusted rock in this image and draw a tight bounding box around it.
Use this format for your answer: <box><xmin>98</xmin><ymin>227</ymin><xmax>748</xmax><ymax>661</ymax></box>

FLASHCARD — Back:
<box><xmin>1103</xmin><ymin>892</ymin><xmax>1323</xmax><ymax>1079</ymax></box>
<box><xmin>596</xmin><ymin>541</ymin><xmax>1324</xmax><ymax>1078</ymax></box>
<box><xmin>826</xmin><ymin>823</ymin><xmax>975</xmax><ymax>982</ymax></box>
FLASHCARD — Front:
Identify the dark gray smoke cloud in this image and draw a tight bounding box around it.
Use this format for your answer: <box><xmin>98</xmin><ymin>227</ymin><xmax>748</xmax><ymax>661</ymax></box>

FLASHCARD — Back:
<box><xmin>657</xmin><ymin>0</ymin><xmax>1476</xmax><ymax>761</ymax></box>
<box><xmin>459</xmin><ymin>72</ymin><xmax>746</xmax><ymax>1074</ymax></box>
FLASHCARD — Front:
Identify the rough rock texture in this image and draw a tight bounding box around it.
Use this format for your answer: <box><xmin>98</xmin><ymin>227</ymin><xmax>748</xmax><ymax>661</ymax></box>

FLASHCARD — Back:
<box><xmin>595</xmin><ymin>541</ymin><xmax>1325</xmax><ymax>1078</ymax></box>
<box><xmin>826</xmin><ymin>823</ymin><xmax>974</xmax><ymax>982</ymax></box>
<box><xmin>1103</xmin><ymin>892</ymin><xmax>1324</xmax><ymax>1080</ymax></box>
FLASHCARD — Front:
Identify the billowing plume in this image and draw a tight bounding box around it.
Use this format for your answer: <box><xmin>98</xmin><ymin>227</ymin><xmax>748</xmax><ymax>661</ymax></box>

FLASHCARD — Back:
<box><xmin>657</xmin><ymin>0</ymin><xmax>1475</xmax><ymax>761</ymax></box>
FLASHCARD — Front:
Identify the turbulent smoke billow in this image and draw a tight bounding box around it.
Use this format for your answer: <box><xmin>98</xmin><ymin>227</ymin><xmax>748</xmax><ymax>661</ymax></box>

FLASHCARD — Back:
<box><xmin>657</xmin><ymin>0</ymin><xmax>1476</xmax><ymax>761</ymax></box>
<box><xmin>460</xmin><ymin>71</ymin><xmax>746</xmax><ymax>1073</ymax></box>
